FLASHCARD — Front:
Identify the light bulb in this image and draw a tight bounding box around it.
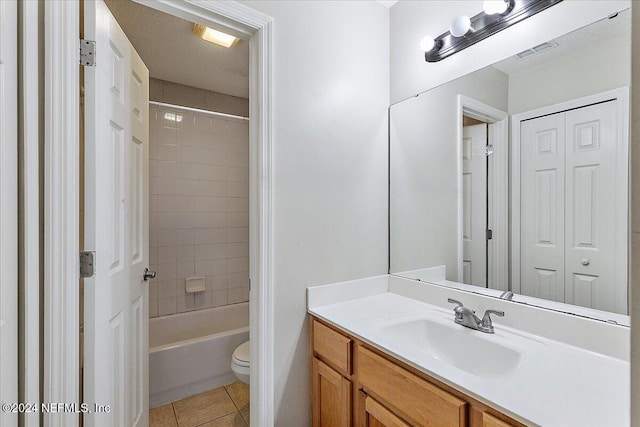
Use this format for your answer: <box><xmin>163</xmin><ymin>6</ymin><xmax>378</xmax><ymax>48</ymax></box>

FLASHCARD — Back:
<box><xmin>483</xmin><ymin>0</ymin><xmax>509</xmax><ymax>15</ymax></box>
<box><xmin>420</xmin><ymin>36</ymin><xmax>435</xmax><ymax>52</ymax></box>
<box><xmin>450</xmin><ymin>15</ymin><xmax>471</xmax><ymax>38</ymax></box>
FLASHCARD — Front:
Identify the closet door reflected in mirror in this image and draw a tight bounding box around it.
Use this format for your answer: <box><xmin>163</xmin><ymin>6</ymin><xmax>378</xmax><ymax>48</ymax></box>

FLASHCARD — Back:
<box><xmin>389</xmin><ymin>8</ymin><xmax>630</xmax><ymax>320</ymax></box>
<box><xmin>518</xmin><ymin>100</ymin><xmax>624</xmax><ymax>313</ymax></box>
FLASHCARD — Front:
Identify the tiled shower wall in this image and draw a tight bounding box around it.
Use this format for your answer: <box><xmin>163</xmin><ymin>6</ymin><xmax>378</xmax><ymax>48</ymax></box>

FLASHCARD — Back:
<box><xmin>148</xmin><ymin>104</ymin><xmax>249</xmax><ymax>318</ymax></box>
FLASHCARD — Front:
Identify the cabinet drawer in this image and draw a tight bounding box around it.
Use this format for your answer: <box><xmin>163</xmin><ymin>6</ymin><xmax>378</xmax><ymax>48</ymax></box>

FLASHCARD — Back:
<box><xmin>357</xmin><ymin>345</ymin><xmax>467</xmax><ymax>427</ymax></box>
<box><xmin>313</xmin><ymin>319</ymin><xmax>352</xmax><ymax>375</ymax></box>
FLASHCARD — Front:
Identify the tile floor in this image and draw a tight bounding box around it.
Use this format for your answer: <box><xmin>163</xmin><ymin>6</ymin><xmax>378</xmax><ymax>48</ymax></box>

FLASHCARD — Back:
<box><xmin>150</xmin><ymin>382</ymin><xmax>249</xmax><ymax>427</ymax></box>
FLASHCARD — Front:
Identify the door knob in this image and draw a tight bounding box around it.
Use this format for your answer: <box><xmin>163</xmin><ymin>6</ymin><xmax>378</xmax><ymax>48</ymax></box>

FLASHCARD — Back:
<box><xmin>143</xmin><ymin>268</ymin><xmax>156</xmax><ymax>281</ymax></box>
<box><xmin>581</xmin><ymin>259</ymin><xmax>590</xmax><ymax>266</ymax></box>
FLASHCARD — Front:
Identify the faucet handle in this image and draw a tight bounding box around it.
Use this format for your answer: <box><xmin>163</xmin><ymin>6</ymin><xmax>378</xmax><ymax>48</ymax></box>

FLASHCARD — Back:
<box><xmin>447</xmin><ymin>298</ymin><xmax>464</xmax><ymax>308</ymax></box>
<box><xmin>481</xmin><ymin>309</ymin><xmax>504</xmax><ymax>328</ymax></box>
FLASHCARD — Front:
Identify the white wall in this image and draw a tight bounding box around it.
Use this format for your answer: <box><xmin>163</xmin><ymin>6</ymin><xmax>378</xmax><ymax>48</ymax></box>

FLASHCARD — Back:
<box><xmin>240</xmin><ymin>1</ymin><xmax>390</xmax><ymax>425</ymax></box>
<box><xmin>149</xmin><ymin>78</ymin><xmax>249</xmax><ymax>118</ymax></box>
<box><xmin>390</xmin><ymin>66</ymin><xmax>508</xmax><ymax>279</ymax></box>
<box><xmin>390</xmin><ymin>0</ymin><xmax>631</xmax><ymax>103</ymax></box>
<box><xmin>508</xmin><ymin>34</ymin><xmax>631</xmax><ymax>114</ymax></box>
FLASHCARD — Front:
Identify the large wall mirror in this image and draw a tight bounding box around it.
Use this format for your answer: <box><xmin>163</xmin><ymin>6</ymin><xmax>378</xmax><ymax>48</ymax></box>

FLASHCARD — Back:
<box><xmin>389</xmin><ymin>8</ymin><xmax>630</xmax><ymax>324</ymax></box>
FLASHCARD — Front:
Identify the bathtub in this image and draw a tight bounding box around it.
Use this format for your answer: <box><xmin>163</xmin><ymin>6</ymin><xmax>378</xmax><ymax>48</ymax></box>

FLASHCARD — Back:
<box><xmin>149</xmin><ymin>302</ymin><xmax>249</xmax><ymax>408</ymax></box>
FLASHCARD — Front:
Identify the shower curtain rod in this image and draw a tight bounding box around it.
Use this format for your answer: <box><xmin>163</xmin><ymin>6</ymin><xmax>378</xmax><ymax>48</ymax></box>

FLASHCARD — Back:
<box><xmin>149</xmin><ymin>100</ymin><xmax>249</xmax><ymax>121</ymax></box>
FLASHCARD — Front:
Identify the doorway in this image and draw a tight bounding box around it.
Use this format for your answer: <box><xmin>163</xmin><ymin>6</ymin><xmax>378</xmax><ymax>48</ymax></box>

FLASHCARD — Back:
<box><xmin>44</xmin><ymin>1</ymin><xmax>274</xmax><ymax>425</ymax></box>
<box><xmin>457</xmin><ymin>95</ymin><xmax>509</xmax><ymax>291</ymax></box>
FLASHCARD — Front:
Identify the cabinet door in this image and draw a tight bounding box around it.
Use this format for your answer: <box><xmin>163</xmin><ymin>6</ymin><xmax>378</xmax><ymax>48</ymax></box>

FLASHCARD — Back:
<box><xmin>482</xmin><ymin>412</ymin><xmax>514</xmax><ymax>427</ymax></box>
<box><xmin>362</xmin><ymin>392</ymin><xmax>410</xmax><ymax>427</ymax></box>
<box><xmin>312</xmin><ymin>357</ymin><xmax>351</xmax><ymax>427</ymax></box>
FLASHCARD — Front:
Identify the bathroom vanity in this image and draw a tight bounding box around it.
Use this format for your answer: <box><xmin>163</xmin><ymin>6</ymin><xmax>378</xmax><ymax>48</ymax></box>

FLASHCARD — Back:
<box><xmin>311</xmin><ymin>316</ymin><xmax>523</xmax><ymax>427</ymax></box>
<box><xmin>307</xmin><ymin>275</ymin><xmax>629</xmax><ymax>426</ymax></box>
<box><xmin>308</xmin><ymin>6</ymin><xmax>632</xmax><ymax>426</ymax></box>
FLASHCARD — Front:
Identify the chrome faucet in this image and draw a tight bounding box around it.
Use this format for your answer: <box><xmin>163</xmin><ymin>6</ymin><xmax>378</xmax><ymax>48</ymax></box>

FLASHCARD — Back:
<box><xmin>447</xmin><ymin>298</ymin><xmax>504</xmax><ymax>334</ymax></box>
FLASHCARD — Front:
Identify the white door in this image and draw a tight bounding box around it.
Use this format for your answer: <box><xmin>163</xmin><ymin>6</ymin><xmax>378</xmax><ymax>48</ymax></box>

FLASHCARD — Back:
<box><xmin>520</xmin><ymin>113</ymin><xmax>566</xmax><ymax>302</ymax></box>
<box><xmin>0</xmin><ymin>1</ymin><xmax>18</xmax><ymax>425</ymax></box>
<box><xmin>520</xmin><ymin>101</ymin><xmax>620</xmax><ymax>310</ymax></box>
<box><xmin>564</xmin><ymin>101</ymin><xmax>618</xmax><ymax>312</ymax></box>
<box><xmin>84</xmin><ymin>1</ymin><xmax>150</xmax><ymax>426</ymax></box>
<box><xmin>462</xmin><ymin>124</ymin><xmax>487</xmax><ymax>286</ymax></box>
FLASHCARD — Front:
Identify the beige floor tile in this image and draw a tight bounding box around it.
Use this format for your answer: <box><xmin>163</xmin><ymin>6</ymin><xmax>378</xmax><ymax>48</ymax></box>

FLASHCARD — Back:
<box><xmin>149</xmin><ymin>403</ymin><xmax>177</xmax><ymax>427</ymax></box>
<box><xmin>173</xmin><ymin>387</ymin><xmax>237</xmax><ymax>427</ymax></box>
<box><xmin>224</xmin><ymin>382</ymin><xmax>249</xmax><ymax>410</ymax></box>
<box><xmin>238</xmin><ymin>405</ymin><xmax>249</xmax><ymax>426</ymax></box>
<box><xmin>199</xmin><ymin>412</ymin><xmax>247</xmax><ymax>427</ymax></box>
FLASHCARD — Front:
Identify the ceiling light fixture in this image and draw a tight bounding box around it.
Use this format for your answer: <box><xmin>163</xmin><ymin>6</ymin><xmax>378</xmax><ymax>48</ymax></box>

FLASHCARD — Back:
<box><xmin>192</xmin><ymin>24</ymin><xmax>240</xmax><ymax>48</ymax></box>
<box><xmin>422</xmin><ymin>0</ymin><xmax>563</xmax><ymax>62</ymax></box>
<box><xmin>164</xmin><ymin>112</ymin><xmax>182</xmax><ymax>123</ymax></box>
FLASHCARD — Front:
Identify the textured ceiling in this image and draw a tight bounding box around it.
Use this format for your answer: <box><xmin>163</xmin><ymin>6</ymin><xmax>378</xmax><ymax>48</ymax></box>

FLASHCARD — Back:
<box><xmin>492</xmin><ymin>8</ymin><xmax>630</xmax><ymax>76</ymax></box>
<box><xmin>105</xmin><ymin>0</ymin><xmax>249</xmax><ymax>99</ymax></box>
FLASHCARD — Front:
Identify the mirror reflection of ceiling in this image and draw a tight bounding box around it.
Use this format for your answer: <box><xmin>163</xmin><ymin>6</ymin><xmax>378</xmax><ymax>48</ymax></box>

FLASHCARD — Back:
<box><xmin>104</xmin><ymin>0</ymin><xmax>249</xmax><ymax>99</ymax></box>
<box><xmin>492</xmin><ymin>9</ymin><xmax>630</xmax><ymax>76</ymax></box>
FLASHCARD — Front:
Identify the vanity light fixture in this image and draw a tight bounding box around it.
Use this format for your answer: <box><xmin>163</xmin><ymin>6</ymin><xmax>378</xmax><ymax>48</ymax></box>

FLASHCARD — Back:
<box><xmin>450</xmin><ymin>15</ymin><xmax>472</xmax><ymax>37</ymax></box>
<box><xmin>421</xmin><ymin>0</ymin><xmax>563</xmax><ymax>62</ymax></box>
<box><xmin>483</xmin><ymin>0</ymin><xmax>511</xmax><ymax>15</ymax></box>
<box><xmin>419</xmin><ymin>36</ymin><xmax>437</xmax><ymax>53</ymax></box>
<box><xmin>192</xmin><ymin>24</ymin><xmax>240</xmax><ymax>48</ymax></box>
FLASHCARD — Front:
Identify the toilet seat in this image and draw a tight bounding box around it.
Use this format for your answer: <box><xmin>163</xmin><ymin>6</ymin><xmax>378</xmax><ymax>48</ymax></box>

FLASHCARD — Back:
<box><xmin>232</xmin><ymin>341</ymin><xmax>250</xmax><ymax>367</ymax></box>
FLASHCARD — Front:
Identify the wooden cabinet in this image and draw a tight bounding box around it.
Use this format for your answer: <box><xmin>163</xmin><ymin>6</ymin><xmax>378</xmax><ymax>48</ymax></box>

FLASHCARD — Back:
<box><xmin>359</xmin><ymin>391</ymin><xmax>411</xmax><ymax>427</ymax></box>
<box><xmin>358</xmin><ymin>345</ymin><xmax>467</xmax><ymax>426</ymax></box>
<box><xmin>311</xmin><ymin>317</ymin><xmax>523</xmax><ymax>427</ymax></box>
<box><xmin>312</xmin><ymin>357</ymin><xmax>351</xmax><ymax>427</ymax></box>
<box><xmin>312</xmin><ymin>319</ymin><xmax>352</xmax><ymax>376</ymax></box>
<box><xmin>481</xmin><ymin>412</ymin><xmax>515</xmax><ymax>427</ymax></box>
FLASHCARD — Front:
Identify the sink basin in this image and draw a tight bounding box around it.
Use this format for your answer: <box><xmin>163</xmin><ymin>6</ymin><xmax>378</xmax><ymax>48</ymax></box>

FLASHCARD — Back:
<box><xmin>374</xmin><ymin>313</ymin><xmax>522</xmax><ymax>379</ymax></box>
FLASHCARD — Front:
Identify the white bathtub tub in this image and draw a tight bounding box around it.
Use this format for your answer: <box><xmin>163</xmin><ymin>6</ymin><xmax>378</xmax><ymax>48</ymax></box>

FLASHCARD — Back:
<box><xmin>149</xmin><ymin>302</ymin><xmax>249</xmax><ymax>408</ymax></box>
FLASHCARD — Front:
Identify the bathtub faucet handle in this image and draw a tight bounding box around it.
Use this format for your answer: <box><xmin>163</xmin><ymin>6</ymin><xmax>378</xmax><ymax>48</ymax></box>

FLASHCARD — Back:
<box><xmin>143</xmin><ymin>268</ymin><xmax>156</xmax><ymax>281</ymax></box>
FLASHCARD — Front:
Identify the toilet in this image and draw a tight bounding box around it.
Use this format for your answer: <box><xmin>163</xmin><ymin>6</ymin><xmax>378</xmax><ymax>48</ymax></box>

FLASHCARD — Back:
<box><xmin>231</xmin><ymin>340</ymin><xmax>250</xmax><ymax>384</ymax></box>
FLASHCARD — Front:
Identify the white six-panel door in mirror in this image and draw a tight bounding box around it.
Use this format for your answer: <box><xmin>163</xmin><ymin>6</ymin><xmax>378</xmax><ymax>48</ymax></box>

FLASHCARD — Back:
<box><xmin>462</xmin><ymin>124</ymin><xmax>488</xmax><ymax>287</ymax></box>
<box><xmin>520</xmin><ymin>100</ymin><xmax>623</xmax><ymax>313</ymax></box>
<box><xmin>520</xmin><ymin>113</ymin><xmax>566</xmax><ymax>302</ymax></box>
<box><xmin>84</xmin><ymin>1</ymin><xmax>149</xmax><ymax>425</ymax></box>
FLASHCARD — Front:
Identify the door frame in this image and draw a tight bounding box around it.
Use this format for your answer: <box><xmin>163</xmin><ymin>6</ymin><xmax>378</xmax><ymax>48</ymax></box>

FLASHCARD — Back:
<box><xmin>43</xmin><ymin>1</ymin><xmax>80</xmax><ymax>426</ymax></box>
<box><xmin>44</xmin><ymin>1</ymin><xmax>275</xmax><ymax>425</ymax></box>
<box><xmin>456</xmin><ymin>95</ymin><xmax>509</xmax><ymax>290</ymax></box>
<box><xmin>20</xmin><ymin>1</ymin><xmax>42</xmax><ymax>426</ymax></box>
<box><xmin>1</xmin><ymin>1</ymin><xmax>19</xmax><ymax>426</ymax></box>
<box><xmin>510</xmin><ymin>86</ymin><xmax>629</xmax><ymax>315</ymax></box>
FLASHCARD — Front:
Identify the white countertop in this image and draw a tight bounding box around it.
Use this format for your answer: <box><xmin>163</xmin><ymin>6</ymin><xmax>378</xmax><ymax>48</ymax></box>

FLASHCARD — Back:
<box><xmin>307</xmin><ymin>275</ymin><xmax>630</xmax><ymax>427</ymax></box>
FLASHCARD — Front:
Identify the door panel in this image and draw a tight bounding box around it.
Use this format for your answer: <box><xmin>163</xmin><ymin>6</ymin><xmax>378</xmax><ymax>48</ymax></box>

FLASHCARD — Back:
<box><xmin>520</xmin><ymin>113</ymin><xmax>565</xmax><ymax>302</ymax></box>
<box><xmin>462</xmin><ymin>123</ymin><xmax>487</xmax><ymax>287</ymax></box>
<box><xmin>84</xmin><ymin>1</ymin><xmax>149</xmax><ymax>425</ymax></box>
<box><xmin>564</xmin><ymin>101</ymin><xmax>617</xmax><ymax>312</ymax></box>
